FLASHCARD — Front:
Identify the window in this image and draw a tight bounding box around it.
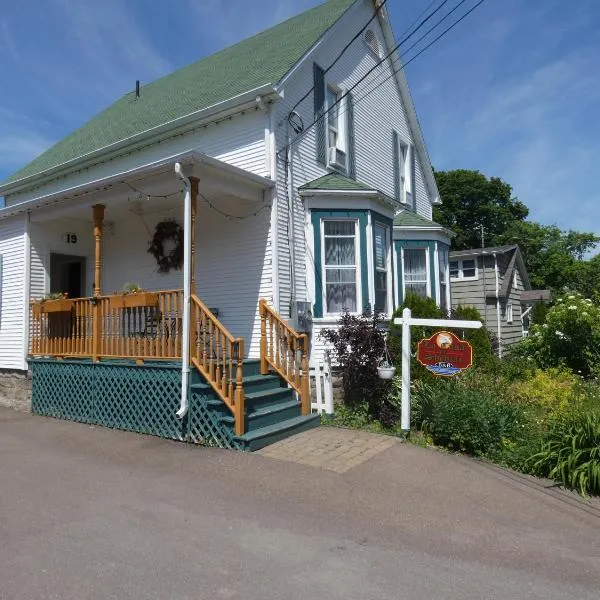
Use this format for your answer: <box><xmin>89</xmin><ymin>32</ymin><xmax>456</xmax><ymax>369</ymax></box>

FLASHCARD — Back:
<box><xmin>393</xmin><ymin>132</ymin><xmax>414</xmax><ymax>208</ymax></box>
<box><xmin>403</xmin><ymin>248</ymin><xmax>428</xmax><ymax>298</ymax></box>
<box><xmin>373</xmin><ymin>223</ymin><xmax>389</xmax><ymax>314</ymax></box>
<box><xmin>439</xmin><ymin>249</ymin><xmax>448</xmax><ymax>311</ymax></box>
<box><xmin>326</xmin><ymin>86</ymin><xmax>346</xmax><ymax>169</ymax></box>
<box><xmin>506</xmin><ymin>303</ymin><xmax>513</xmax><ymax>324</ymax></box>
<box><xmin>513</xmin><ymin>271</ymin><xmax>518</xmax><ymax>290</ymax></box>
<box><xmin>323</xmin><ymin>220</ymin><xmax>359</xmax><ymax>314</ymax></box>
<box><xmin>449</xmin><ymin>259</ymin><xmax>477</xmax><ymax>281</ymax></box>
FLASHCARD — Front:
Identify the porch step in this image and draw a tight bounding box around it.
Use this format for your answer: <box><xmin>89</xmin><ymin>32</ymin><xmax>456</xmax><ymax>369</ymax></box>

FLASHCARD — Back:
<box><xmin>220</xmin><ymin>399</ymin><xmax>302</xmax><ymax>432</ymax></box>
<box><xmin>242</xmin><ymin>359</ymin><xmax>262</xmax><ymax>377</ymax></box>
<box><xmin>235</xmin><ymin>414</ymin><xmax>321</xmax><ymax>452</ymax></box>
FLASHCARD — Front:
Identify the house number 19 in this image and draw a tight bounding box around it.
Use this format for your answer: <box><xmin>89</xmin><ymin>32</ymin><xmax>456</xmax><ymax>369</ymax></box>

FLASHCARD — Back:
<box><xmin>62</xmin><ymin>233</ymin><xmax>78</xmax><ymax>244</ymax></box>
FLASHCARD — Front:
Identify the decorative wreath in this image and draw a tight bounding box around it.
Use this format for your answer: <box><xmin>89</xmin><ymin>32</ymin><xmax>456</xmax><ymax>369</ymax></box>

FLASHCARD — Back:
<box><xmin>147</xmin><ymin>219</ymin><xmax>184</xmax><ymax>273</ymax></box>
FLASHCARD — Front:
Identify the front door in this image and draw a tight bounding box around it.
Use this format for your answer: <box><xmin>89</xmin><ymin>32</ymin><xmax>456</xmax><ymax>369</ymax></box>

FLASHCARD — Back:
<box><xmin>50</xmin><ymin>254</ymin><xmax>86</xmax><ymax>298</ymax></box>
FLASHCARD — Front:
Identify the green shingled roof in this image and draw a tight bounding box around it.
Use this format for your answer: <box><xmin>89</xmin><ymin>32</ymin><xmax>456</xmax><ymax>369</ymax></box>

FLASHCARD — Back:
<box><xmin>394</xmin><ymin>210</ymin><xmax>445</xmax><ymax>228</ymax></box>
<box><xmin>299</xmin><ymin>172</ymin><xmax>375</xmax><ymax>191</ymax></box>
<box><xmin>4</xmin><ymin>0</ymin><xmax>356</xmax><ymax>186</ymax></box>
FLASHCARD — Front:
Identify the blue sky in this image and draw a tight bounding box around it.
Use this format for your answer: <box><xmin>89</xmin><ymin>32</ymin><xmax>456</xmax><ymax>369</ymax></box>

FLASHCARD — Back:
<box><xmin>1</xmin><ymin>0</ymin><xmax>598</xmax><ymax>238</ymax></box>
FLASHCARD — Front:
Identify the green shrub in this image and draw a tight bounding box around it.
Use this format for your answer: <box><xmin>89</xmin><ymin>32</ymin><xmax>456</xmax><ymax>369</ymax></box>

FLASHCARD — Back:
<box><xmin>412</xmin><ymin>377</ymin><xmax>526</xmax><ymax>456</ymax></box>
<box><xmin>530</xmin><ymin>412</ymin><xmax>600</xmax><ymax>496</ymax></box>
<box><xmin>509</xmin><ymin>368</ymin><xmax>579</xmax><ymax>412</ymax></box>
<box><xmin>451</xmin><ymin>305</ymin><xmax>497</xmax><ymax>371</ymax></box>
<box><xmin>516</xmin><ymin>291</ymin><xmax>600</xmax><ymax>378</ymax></box>
<box><xmin>531</xmin><ymin>301</ymin><xmax>548</xmax><ymax>326</ymax></box>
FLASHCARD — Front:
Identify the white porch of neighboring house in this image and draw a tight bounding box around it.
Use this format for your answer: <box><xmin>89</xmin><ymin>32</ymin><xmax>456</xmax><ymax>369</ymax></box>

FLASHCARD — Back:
<box><xmin>26</xmin><ymin>152</ymin><xmax>275</xmax><ymax>359</ymax></box>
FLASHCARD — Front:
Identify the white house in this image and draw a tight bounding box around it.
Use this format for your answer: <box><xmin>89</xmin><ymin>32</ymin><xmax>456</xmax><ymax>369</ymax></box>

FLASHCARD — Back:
<box><xmin>0</xmin><ymin>0</ymin><xmax>449</xmax><ymax>449</ymax></box>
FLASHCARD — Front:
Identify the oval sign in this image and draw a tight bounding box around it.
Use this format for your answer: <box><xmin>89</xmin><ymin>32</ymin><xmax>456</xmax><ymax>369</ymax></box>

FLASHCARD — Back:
<box><xmin>417</xmin><ymin>331</ymin><xmax>473</xmax><ymax>377</ymax></box>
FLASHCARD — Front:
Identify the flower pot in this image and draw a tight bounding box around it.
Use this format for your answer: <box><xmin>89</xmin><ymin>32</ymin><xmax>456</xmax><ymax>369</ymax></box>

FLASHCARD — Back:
<box><xmin>109</xmin><ymin>292</ymin><xmax>159</xmax><ymax>310</ymax></box>
<box><xmin>32</xmin><ymin>299</ymin><xmax>74</xmax><ymax>316</ymax></box>
<box><xmin>377</xmin><ymin>366</ymin><xmax>396</xmax><ymax>380</ymax></box>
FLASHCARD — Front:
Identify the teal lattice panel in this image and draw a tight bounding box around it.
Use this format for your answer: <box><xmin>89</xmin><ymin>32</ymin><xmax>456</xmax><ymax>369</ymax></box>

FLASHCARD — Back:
<box><xmin>93</xmin><ymin>364</ymin><xmax>183</xmax><ymax>440</ymax></box>
<box><xmin>188</xmin><ymin>391</ymin><xmax>241</xmax><ymax>450</ymax></box>
<box><xmin>31</xmin><ymin>361</ymin><xmax>94</xmax><ymax>424</ymax></box>
<box><xmin>30</xmin><ymin>359</ymin><xmax>184</xmax><ymax>441</ymax></box>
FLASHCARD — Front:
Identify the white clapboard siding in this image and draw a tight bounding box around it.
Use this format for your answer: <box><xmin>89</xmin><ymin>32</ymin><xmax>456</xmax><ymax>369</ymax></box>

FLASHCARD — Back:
<box><xmin>6</xmin><ymin>110</ymin><xmax>268</xmax><ymax>208</ymax></box>
<box><xmin>0</xmin><ymin>215</ymin><xmax>26</xmax><ymax>370</ymax></box>
<box><xmin>100</xmin><ymin>202</ymin><xmax>272</xmax><ymax>358</ymax></box>
<box><xmin>274</xmin><ymin>0</ymin><xmax>436</xmax><ymax>313</ymax></box>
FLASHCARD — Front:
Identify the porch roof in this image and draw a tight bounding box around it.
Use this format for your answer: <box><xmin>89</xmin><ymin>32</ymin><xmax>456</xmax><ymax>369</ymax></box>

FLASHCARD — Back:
<box><xmin>2</xmin><ymin>0</ymin><xmax>356</xmax><ymax>190</ymax></box>
<box><xmin>0</xmin><ymin>151</ymin><xmax>274</xmax><ymax>221</ymax></box>
<box><xmin>393</xmin><ymin>210</ymin><xmax>445</xmax><ymax>229</ymax></box>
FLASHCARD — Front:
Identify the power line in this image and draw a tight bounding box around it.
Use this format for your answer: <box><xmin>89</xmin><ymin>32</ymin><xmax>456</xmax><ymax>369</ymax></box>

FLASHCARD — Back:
<box><xmin>279</xmin><ymin>0</ymin><xmax>488</xmax><ymax>156</ymax></box>
<box><xmin>278</xmin><ymin>0</ymin><xmax>455</xmax><ymax>156</ymax></box>
<box><xmin>288</xmin><ymin>0</ymin><xmax>391</xmax><ymax>116</ymax></box>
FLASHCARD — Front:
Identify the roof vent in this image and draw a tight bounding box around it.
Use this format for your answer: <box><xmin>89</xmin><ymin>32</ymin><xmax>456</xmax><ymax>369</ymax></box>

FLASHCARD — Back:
<box><xmin>364</xmin><ymin>29</ymin><xmax>381</xmax><ymax>58</ymax></box>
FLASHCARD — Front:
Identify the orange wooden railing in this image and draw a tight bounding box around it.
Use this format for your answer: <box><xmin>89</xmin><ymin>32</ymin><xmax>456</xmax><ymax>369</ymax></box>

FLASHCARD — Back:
<box><xmin>190</xmin><ymin>295</ymin><xmax>245</xmax><ymax>435</ymax></box>
<box><xmin>30</xmin><ymin>290</ymin><xmax>184</xmax><ymax>361</ymax></box>
<box><xmin>259</xmin><ymin>298</ymin><xmax>309</xmax><ymax>415</ymax></box>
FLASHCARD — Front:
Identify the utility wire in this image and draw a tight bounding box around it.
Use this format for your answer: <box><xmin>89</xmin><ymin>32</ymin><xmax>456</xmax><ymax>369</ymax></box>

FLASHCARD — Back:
<box><xmin>288</xmin><ymin>0</ymin><xmax>391</xmax><ymax>115</ymax></box>
<box><xmin>279</xmin><ymin>0</ymin><xmax>487</xmax><ymax>156</ymax></box>
<box><xmin>277</xmin><ymin>0</ymin><xmax>454</xmax><ymax>156</ymax></box>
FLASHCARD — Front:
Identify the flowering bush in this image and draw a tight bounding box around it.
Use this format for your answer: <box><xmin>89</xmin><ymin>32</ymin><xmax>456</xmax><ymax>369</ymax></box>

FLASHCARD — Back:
<box><xmin>517</xmin><ymin>292</ymin><xmax>600</xmax><ymax>378</ymax></box>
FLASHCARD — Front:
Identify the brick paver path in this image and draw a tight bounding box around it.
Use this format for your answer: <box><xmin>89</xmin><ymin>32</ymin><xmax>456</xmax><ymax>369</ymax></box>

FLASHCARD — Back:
<box><xmin>258</xmin><ymin>426</ymin><xmax>400</xmax><ymax>473</ymax></box>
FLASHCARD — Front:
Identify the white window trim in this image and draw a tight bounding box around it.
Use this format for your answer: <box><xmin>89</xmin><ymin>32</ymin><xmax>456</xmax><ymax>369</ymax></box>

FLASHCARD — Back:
<box><xmin>513</xmin><ymin>270</ymin><xmax>518</xmax><ymax>290</ymax></box>
<box><xmin>364</xmin><ymin>29</ymin><xmax>381</xmax><ymax>58</ymax></box>
<box><xmin>326</xmin><ymin>84</ymin><xmax>347</xmax><ymax>170</ymax></box>
<box><xmin>372</xmin><ymin>221</ymin><xmax>392</xmax><ymax>316</ymax></box>
<box><xmin>450</xmin><ymin>258</ymin><xmax>478</xmax><ymax>281</ymax></box>
<box><xmin>321</xmin><ymin>218</ymin><xmax>361</xmax><ymax>317</ymax></box>
<box><xmin>401</xmin><ymin>246</ymin><xmax>431</xmax><ymax>300</ymax></box>
<box><xmin>506</xmin><ymin>302</ymin><xmax>513</xmax><ymax>324</ymax></box>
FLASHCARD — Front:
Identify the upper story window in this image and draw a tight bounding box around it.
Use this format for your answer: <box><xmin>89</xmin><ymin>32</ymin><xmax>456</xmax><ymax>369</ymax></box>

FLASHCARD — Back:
<box><xmin>373</xmin><ymin>222</ymin><xmax>389</xmax><ymax>314</ymax></box>
<box><xmin>403</xmin><ymin>248</ymin><xmax>428</xmax><ymax>298</ymax></box>
<box><xmin>513</xmin><ymin>270</ymin><xmax>518</xmax><ymax>290</ymax></box>
<box><xmin>393</xmin><ymin>131</ymin><xmax>415</xmax><ymax>209</ymax></box>
<box><xmin>326</xmin><ymin>86</ymin><xmax>347</xmax><ymax>171</ymax></box>
<box><xmin>506</xmin><ymin>303</ymin><xmax>514</xmax><ymax>324</ymax></box>
<box><xmin>322</xmin><ymin>220</ymin><xmax>359</xmax><ymax>315</ymax></box>
<box><xmin>364</xmin><ymin>29</ymin><xmax>381</xmax><ymax>58</ymax></box>
<box><xmin>450</xmin><ymin>258</ymin><xmax>477</xmax><ymax>281</ymax></box>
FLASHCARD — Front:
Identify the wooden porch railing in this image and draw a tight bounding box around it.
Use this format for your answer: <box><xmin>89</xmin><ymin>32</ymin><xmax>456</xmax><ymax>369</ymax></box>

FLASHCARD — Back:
<box><xmin>30</xmin><ymin>290</ymin><xmax>184</xmax><ymax>360</ymax></box>
<box><xmin>259</xmin><ymin>298</ymin><xmax>310</xmax><ymax>416</ymax></box>
<box><xmin>190</xmin><ymin>295</ymin><xmax>245</xmax><ymax>436</ymax></box>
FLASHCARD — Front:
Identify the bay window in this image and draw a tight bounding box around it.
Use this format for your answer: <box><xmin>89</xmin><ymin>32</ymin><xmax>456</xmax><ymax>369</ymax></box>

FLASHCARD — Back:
<box><xmin>323</xmin><ymin>220</ymin><xmax>358</xmax><ymax>314</ymax></box>
<box><xmin>403</xmin><ymin>248</ymin><xmax>428</xmax><ymax>298</ymax></box>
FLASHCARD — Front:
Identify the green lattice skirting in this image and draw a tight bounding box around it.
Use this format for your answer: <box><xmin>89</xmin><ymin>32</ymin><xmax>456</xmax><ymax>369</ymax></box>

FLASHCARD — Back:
<box><xmin>30</xmin><ymin>359</ymin><xmax>239</xmax><ymax>448</ymax></box>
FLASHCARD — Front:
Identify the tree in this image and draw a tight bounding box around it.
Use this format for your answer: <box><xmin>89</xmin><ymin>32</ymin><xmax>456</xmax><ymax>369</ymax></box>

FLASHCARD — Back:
<box><xmin>433</xmin><ymin>169</ymin><xmax>529</xmax><ymax>250</ymax></box>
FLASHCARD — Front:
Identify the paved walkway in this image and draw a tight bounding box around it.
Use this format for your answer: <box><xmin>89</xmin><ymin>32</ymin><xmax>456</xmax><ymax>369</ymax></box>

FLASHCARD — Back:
<box><xmin>1</xmin><ymin>408</ymin><xmax>599</xmax><ymax>600</ymax></box>
<box><xmin>258</xmin><ymin>426</ymin><xmax>399</xmax><ymax>472</ymax></box>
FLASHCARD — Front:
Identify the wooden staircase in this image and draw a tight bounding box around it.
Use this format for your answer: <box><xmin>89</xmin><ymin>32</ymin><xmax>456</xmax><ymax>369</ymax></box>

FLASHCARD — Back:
<box><xmin>189</xmin><ymin>296</ymin><xmax>319</xmax><ymax>450</ymax></box>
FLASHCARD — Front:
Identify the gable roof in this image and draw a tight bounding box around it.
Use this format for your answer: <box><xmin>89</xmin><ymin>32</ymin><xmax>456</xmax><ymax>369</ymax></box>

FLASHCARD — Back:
<box><xmin>2</xmin><ymin>0</ymin><xmax>356</xmax><ymax>187</ymax></box>
<box><xmin>449</xmin><ymin>245</ymin><xmax>518</xmax><ymax>258</ymax></box>
<box><xmin>299</xmin><ymin>172</ymin><xmax>374</xmax><ymax>192</ymax></box>
<box><xmin>394</xmin><ymin>210</ymin><xmax>445</xmax><ymax>228</ymax></box>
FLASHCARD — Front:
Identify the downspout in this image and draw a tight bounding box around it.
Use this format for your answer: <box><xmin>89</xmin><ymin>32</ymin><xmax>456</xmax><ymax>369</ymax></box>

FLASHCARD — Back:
<box><xmin>286</xmin><ymin>129</ymin><xmax>297</xmax><ymax>317</ymax></box>
<box><xmin>22</xmin><ymin>212</ymin><xmax>32</xmax><ymax>370</ymax></box>
<box><xmin>175</xmin><ymin>162</ymin><xmax>192</xmax><ymax>419</ymax></box>
<box><xmin>493</xmin><ymin>252</ymin><xmax>502</xmax><ymax>358</ymax></box>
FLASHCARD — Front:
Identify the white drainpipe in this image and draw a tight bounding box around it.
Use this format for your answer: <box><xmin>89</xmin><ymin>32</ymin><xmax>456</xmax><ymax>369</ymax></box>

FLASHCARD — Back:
<box><xmin>175</xmin><ymin>162</ymin><xmax>192</xmax><ymax>419</ymax></box>
<box><xmin>493</xmin><ymin>252</ymin><xmax>502</xmax><ymax>358</ymax></box>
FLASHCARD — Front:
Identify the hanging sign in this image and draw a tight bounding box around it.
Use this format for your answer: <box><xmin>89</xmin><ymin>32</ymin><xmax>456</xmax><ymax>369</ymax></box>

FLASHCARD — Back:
<box><xmin>417</xmin><ymin>331</ymin><xmax>473</xmax><ymax>377</ymax></box>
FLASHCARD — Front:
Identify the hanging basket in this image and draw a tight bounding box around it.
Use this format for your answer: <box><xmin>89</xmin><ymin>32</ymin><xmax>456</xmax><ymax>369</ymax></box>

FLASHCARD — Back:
<box><xmin>377</xmin><ymin>365</ymin><xmax>396</xmax><ymax>380</ymax></box>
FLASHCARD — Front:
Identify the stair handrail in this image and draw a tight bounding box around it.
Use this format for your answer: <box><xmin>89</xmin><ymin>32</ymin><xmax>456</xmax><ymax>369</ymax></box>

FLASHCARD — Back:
<box><xmin>259</xmin><ymin>299</ymin><xmax>310</xmax><ymax>415</ymax></box>
<box><xmin>190</xmin><ymin>294</ymin><xmax>245</xmax><ymax>436</ymax></box>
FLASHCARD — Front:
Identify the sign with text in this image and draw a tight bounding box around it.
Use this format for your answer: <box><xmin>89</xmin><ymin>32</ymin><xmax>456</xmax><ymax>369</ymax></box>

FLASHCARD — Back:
<box><xmin>417</xmin><ymin>331</ymin><xmax>473</xmax><ymax>377</ymax></box>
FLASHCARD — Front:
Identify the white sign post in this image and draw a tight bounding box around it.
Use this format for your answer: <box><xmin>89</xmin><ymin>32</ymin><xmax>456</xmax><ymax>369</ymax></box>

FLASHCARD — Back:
<box><xmin>393</xmin><ymin>307</ymin><xmax>483</xmax><ymax>433</ymax></box>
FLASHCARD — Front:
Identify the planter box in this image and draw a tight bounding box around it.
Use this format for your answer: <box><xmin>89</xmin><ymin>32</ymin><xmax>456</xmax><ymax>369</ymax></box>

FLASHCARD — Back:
<box><xmin>31</xmin><ymin>299</ymin><xmax>74</xmax><ymax>318</ymax></box>
<box><xmin>108</xmin><ymin>292</ymin><xmax>159</xmax><ymax>310</ymax></box>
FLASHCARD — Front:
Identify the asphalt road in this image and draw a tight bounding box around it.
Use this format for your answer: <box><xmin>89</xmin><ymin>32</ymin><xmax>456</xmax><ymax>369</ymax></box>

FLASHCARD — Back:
<box><xmin>1</xmin><ymin>408</ymin><xmax>598</xmax><ymax>599</ymax></box>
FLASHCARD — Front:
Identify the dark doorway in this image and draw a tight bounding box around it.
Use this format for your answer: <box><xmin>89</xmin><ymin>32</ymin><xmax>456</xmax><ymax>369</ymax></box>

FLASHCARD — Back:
<box><xmin>50</xmin><ymin>254</ymin><xmax>86</xmax><ymax>298</ymax></box>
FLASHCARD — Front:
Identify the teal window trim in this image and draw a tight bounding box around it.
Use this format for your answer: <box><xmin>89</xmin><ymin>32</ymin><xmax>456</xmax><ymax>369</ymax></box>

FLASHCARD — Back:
<box><xmin>395</xmin><ymin>239</ymin><xmax>437</xmax><ymax>306</ymax></box>
<box><xmin>371</xmin><ymin>213</ymin><xmax>393</xmax><ymax>315</ymax></box>
<box><xmin>311</xmin><ymin>210</ymin><xmax>369</xmax><ymax>319</ymax></box>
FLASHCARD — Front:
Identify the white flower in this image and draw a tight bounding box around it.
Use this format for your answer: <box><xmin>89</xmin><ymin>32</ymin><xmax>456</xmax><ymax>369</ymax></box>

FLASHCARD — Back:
<box><xmin>555</xmin><ymin>330</ymin><xmax>566</xmax><ymax>339</ymax></box>
<box><xmin>568</xmin><ymin>295</ymin><xmax>576</xmax><ymax>300</ymax></box>
<box><xmin>568</xmin><ymin>305</ymin><xmax>577</xmax><ymax>310</ymax></box>
<box><xmin>582</xmin><ymin>312</ymin><xmax>589</xmax><ymax>317</ymax></box>
<box><xmin>542</xmin><ymin>324</ymin><xmax>548</xmax><ymax>328</ymax></box>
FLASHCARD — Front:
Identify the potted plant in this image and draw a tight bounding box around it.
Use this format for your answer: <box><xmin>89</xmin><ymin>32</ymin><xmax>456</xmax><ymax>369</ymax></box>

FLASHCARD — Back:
<box><xmin>108</xmin><ymin>283</ymin><xmax>159</xmax><ymax>310</ymax></box>
<box><xmin>377</xmin><ymin>337</ymin><xmax>396</xmax><ymax>380</ymax></box>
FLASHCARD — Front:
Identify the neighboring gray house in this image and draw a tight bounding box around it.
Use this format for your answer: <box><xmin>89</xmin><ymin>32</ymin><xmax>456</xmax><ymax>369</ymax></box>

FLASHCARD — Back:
<box><xmin>449</xmin><ymin>245</ymin><xmax>532</xmax><ymax>356</ymax></box>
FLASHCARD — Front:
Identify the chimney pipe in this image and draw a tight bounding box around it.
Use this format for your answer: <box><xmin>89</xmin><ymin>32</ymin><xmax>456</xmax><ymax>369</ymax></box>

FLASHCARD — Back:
<box><xmin>135</xmin><ymin>80</ymin><xmax>140</xmax><ymax>98</ymax></box>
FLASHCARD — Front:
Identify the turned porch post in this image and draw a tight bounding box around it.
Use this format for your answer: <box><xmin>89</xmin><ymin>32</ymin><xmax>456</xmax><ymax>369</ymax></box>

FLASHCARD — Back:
<box><xmin>189</xmin><ymin>177</ymin><xmax>198</xmax><ymax>296</ymax></box>
<box><xmin>92</xmin><ymin>204</ymin><xmax>105</xmax><ymax>361</ymax></box>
